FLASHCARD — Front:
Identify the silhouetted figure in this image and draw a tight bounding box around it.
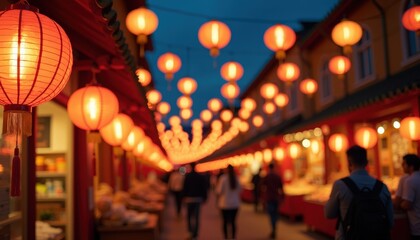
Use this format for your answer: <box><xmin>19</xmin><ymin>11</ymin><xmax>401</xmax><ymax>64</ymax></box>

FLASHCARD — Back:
<box><xmin>168</xmin><ymin>168</ymin><xmax>185</xmax><ymax>217</ymax></box>
<box><xmin>261</xmin><ymin>163</ymin><xmax>283</xmax><ymax>239</ymax></box>
<box><xmin>251</xmin><ymin>168</ymin><xmax>262</xmax><ymax>212</ymax></box>
<box><xmin>182</xmin><ymin>162</ymin><xmax>208</xmax><ymax>240</ymax></box>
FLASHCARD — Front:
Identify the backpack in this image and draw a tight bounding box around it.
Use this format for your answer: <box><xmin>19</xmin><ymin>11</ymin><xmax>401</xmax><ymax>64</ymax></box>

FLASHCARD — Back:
<box><xmin>340</xmin><ymin>177</ymin><xmax>390</xmax><ymax>240</ymax></box>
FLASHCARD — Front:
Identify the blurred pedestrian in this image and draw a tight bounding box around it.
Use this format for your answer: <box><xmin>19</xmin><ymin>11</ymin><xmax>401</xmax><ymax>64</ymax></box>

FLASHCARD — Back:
<box><xmin>251</xmin><ymin>168</ymin><xmax>262</xmax><ymax>212</ymax></box>
<box><xmin>168</xmin><ymin>167</ymin><xmax>185</xmax><ymax>217</ymax></box>
<box><xmin>216</xmin><ymin>165</ymin><xmax>241</xmax><ymax>240</ymax></box>
<box><xmin>182</xmin><ymin>162</ymin><xmax>208</xmax><ymax>240</ymax></box>
<box><xmin>400</xmin><ymin>154</ymin><xmax>420</xmax><ymax>239</ymax></box>
<box><xmin>261</xmin><ymin>162</ymin><xmax>283</xmax><ymax>239</ymax></box>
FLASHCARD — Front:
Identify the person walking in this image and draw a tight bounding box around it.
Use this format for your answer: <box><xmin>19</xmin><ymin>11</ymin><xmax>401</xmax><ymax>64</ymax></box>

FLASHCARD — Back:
<box><xmin>261</xmin><ymin>162</ymin><xmax>283</xmax><ymax>239</ymax></box>
<box><xmin>394</xmin><ymin>154</ymin><xmax>415</xmax><ymax>210</ymax></box>
<box><xmin>251</xmin><ymin>168</ymin><xmax>262</xmax><ymax>212</ymax></box>
<box><xmin>216</xmin><ymin>165</ymin><xmax>241</xmax><ymax>240</ymax></box>
<box><xmin>182</xmin><ymin>162</ymin><xmax>208</xmax><ymax>240</ymax></box>
<box><xmin>400</xmin><ymin>154</ymin><xmax>420</xmax><ymax>240</ymax></box>
<box><xmin>168</xmin><ymin>168</ymin><xmax>185</xmax><ymax>217</ymax></box>
<box><xmin>324</xmin><ymin>145</ymin><xmax>393</xmax><ymax>240</ymax></box>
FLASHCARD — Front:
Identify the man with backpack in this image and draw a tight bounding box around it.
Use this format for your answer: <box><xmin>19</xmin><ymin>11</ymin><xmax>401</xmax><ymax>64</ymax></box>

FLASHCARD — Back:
<box><xmin>324</xmin><ymin>145</ymin><xmax>394</xmax><ymax>240</ymax></box>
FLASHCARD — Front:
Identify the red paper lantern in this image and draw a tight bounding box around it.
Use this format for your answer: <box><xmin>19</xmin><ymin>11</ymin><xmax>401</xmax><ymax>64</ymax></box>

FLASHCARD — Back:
<box><xmin>177</xmin><ymin>77</ymin><xmax>197</xmax><ymax>96</ymax></box>
<box><xmin>400</xmin><ymin>117</ymin><xmax>420</xmax><ymax>140</ymax></box>
<box><xmin>198</xmin><ymin>20</ymin><xmax>231</xmax><ymax>57</ymax></box>
<box><xmin>264</xmin><ymin>24</ymin><xmax>296</xmax><ymax>60</ymax></box>
<box><xmin>136</xmin><ymin>68</ymin><xmax>152</xmax><ymax>86</ymax></box>
<box><xmin>354</xmin><ymin>126</ymin><xmax>378</xmax><ymax>149</ymax></box>
<box><xmin>67</xmin><ymin>85</ymin><xmax>119</xmax><ymax>131</ymax></box>
<box><xmin>260</xmin><ymin>83</ymin><xmax>279</xmax><ymax>100</ymax></box>
<box><xmin>331</xmin><ymin>19</ymin><xmax>363</xmax><ymax>55</ymax></box>
<box><xmin>252</xmin><ymin>115</ymin><xmax>264</xmax><ymax>128</ymax></box>
<box><xmin>328</xmin><ymin>133</ymin><xmax>349</xmax><ymax>153</ymax></box>
<box><xmin>220</xmin><ymin>61</ymin><xmax>244</xmax><ymax>82</ymax></box>
<box><xmin>177</xmin><ymin>96</ymin><xmax>193</xmax><ymax>109</ymax></box>
<box><xmin>121</xmin><ymin>126</ymin><xmax>145</xmax><ymax>151</ymax></box>
<box><xmin>208</xmin><ymin>98</ymin><xmax>223</xmax><ymax>112</ymax></box>
<box><xmin>125</xmin><ymin>7</ymin><xmax>158</xmax><ymax>56</ymax></box>
<box><xmin>329</xmin><ymin>55</ymin><xmax>351</xmax><ymax>76</ymax></box>
<box><xmin>220</xmin><ymin>109</ymin><xmax>233</xmax><ymax>122</ymax></box>
<box><xmin>157</xmin><ymin>101</ymin><xmax>171</xmax><ymax>116</ymax></box>
<box><xmin>277</xmin><ymin>62</ymin><xmax>300</xmax><ymax>84</ymax></box>
<box><xmin>221</xmin><ymin>82</ymin><xmax>240</xmax><ymax>101</ymax></box>
<box><xmin>299</xmin><ymin>78</ymin><xmax>318</xmax><ymax>96</ymax></box>
<box><xmin>274</xmin><ymin>93</ymin><xmax>289</xmax><ymax>108</ymax></box>
<box><xmin>241</xmin><ymin>98</ymin><xmax>257</xmax><ymax>112</ymax></box>
<box><xmin>402</xmin><ymin>6</ymin><xmax>420</xmax><ymax>32</ymax></box>
<box><xmin>0</xmin><ymin>4</ymin><xmax>73</xmax><ymax>196</ymax></box>
<box><xmin>100</xmin><ymin>113</ymin><xmax>134</xmax><ymax>146</ymax></box>
<box><xmin>157</xmin><ymin>52</ymin><xmax>182</xmax><ymax>80</ymax></box>
<box><xmin>200</xmin><ymin>109</ymin><xmax>213</xmax><ymax>122</ymax></box>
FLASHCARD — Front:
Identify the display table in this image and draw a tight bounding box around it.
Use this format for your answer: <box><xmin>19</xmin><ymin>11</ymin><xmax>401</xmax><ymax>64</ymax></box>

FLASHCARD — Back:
<box><xmin>127</xmin><ymin>204</ymin><xmax>164</xmax><ymax>232</ymax></box>
<box><xmin>97</xmin><ymin>214</ymin><xmax>158</xmax><ymax>240</ymax></box>
<box><xmin>302</xmin><ymin>200</ymin><xmax>336</xmax><ymax>237</ymax></box>
<box><xmin>279</xmin><ymin>194</ymin><xmax>305</xmax><ymax>221</ymax></box>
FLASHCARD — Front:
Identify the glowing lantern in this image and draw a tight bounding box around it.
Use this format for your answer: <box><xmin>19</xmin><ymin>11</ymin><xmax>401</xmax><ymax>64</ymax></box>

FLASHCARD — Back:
<box><xmin>260</xmin><ymin>83</ymin><xmax>279</xmax><ymax>100</ymax></box>
<box><xmin>198</xmin><ymin>20</ymin><xmax>231</xmax><ymax>57</ymax></box>
<box><xmin>273</xmin><ymin>147</ymin><xmax>285</xmax><ymax>161</ymax></box>
<box><xmin>400</xmin><ymin>117</ymin><xmax>420</xmax><ymax>140</ymax></box>
<box><xmin>68</xmin><ymin>85</ymin><xmax>119</xmax><ymax>131</ymax></box>
<box><xmin>310</xmin><ymin>139</ymin><xmax>323</xmax><ymax>154</ymax></box>
<box><xmin>328</xmin><ymin>133</ymin><xmax>349</xmax><ymax>153</ymax></box>
<box><xmin>238</xmin><ymin>109</ymin><xmax>251</xmax><ymax>120</ymax></box>
<box><xmin>133</xmin><ymin>138</ymin><xmax>151</xmax><ymax>157</ymax></box>
<box><xmin>241</xmin><ymin>98</ymin><xmax>257</xmax><ymax>112</ymax></box>
<box><xmin>121</xmin><ymin>126</ymin><xmax>145</xmax><ymax>151</ymax></box>
<box><xmin>177</xmin><ymin>77</ymin><xmax>197</xmax><ymax>96</ymax></box>
<box><xmin>331</xmin><ymin>19</ymin><xmax>362</xmax><ymax>55</ymax></box>
<box><xmin>220</xmin><ymin>61</ymin><xmax>244</xmax><ymax>82</ymax></box>
<box><xmin>208</xmin><ymin>98</ymin><xmax>223</xmax><ymax>112</ymax></box>
<box><xmin>299</xmin><ymin>78</ymin><xmax>318</xmax><ymax>96</ymax></box>
<box><xmin>180</xmin><ymin>108</ymin><xmax>193</xmax><ymax>120</ymax></box>
<box><xmin>263</xmin><ymin>102</ymin><xmax>276</xmax><ymax>115</ymax></box>
<box><xmin>220</xmin><ymin>109</ymin><xmax>233</xmax><ymax>122</ymax></box>
<box><xmin>0</xmin><ymin>4</ymin><xmax>73</xmax><ymax>196</ymax></box>
<box><xmin>177</xmin><ymin>96</ymin><xmax>193</xmax><ymax>109</ymax></box>
<box><xmin>146</xmin><ymin>89</ymin><xmax>162</xmax><ymax>106</ymax></box>
<box><xmin>402</xmin><ymin>6</ymin><xmax>420</xmax><ymax>32</ymax></box>
<box><xmin>274</xmin><ymin>93</ymin><xmax>289</xmax><ymax>108</ymax></box>
<box><xmin>157</xmin><ymin>101</ymin><xmax>171</xmax><ymax>116</ymax></box>
<box><xmin>100</xmin><ymin>113</ymin><xmax>134</xmax><ymax>146</ymax></box>
<box><xmin>211</xmin><ymin>120</ymin><xmax>223</xmax><ymax>130</ymax></box>
<box><xmin>136</xmin><ymin>68</ymin><xmax>151</xmax><ymax>86</ymax></box>
<box><xmin>355</xmin><ymin>126</ymin><xmax>378</xmax><ymax>149</ymax></box>
<box><xmin>329</xmin><ymin>56</ymin><xmax>351</xmax><ymax>77</ymax></box>
<box><xmin>277</xmin><ymin>62</ymin><xmax>300</xmax><ymax>84</ymax></box>
<box><xmin>252</xmin><ymin>115</ymin><xmax>264</xmax><ymax>128</ymax></box>
<box><xmin>169</xmin><ymin>116</ymin><xmax>181</xmax><ymax>126</ymax></box>
<box><xmin>263</xmin><ymin>148</ymin><xmax>273</xmax><ymax>163</ymax></box>
<box><xmin>239</xmin><ymin>121</ymin><xmax>249</xmax><ymax>132</ymax></box>
<box><xmin>264</xmin><ymin>24</ymin><xmax>296</xmax><ymax>60</ymax></box>
<box><xmin>126</xmin><ymin>7</ymin><xmax>158</xmax><ymax>57</ymax></box>
<box><xmin>157</xmin><ymin>52</ymin><xmax>182</xmax><ymax>80</ymax></box>
<box><xmin>200</xmin><ymin>109</ymin><xmax>213</xmax><ymax>122</ymax></box>
<box><xmin>221</xmin><ymin>82</ymin><xmax>240</xmax><ymax>101</ymax></box>
<box><xmin>288</xmin><ymin>143</ymin><xmax>301</xmax><ymax>159</ymax></box>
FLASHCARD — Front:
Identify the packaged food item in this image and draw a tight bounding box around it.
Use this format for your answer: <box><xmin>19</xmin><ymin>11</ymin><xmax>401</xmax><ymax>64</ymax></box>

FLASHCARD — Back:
<box><xmin>36</xmin><ymin>156</ymin><xmax>45</xmax><ymax>171</ymax></box>
<box><xmin>56</xmin><ymin>157</ymin><xmax>66</xmax><ymax>172</ymax></box>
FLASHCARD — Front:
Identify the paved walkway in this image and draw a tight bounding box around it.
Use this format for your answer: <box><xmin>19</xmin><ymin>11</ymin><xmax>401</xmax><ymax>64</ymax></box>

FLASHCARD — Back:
<box><xmin>159</xmin><ymin>192</ymin><xmax>333</xmax><ymax>240</ymax></box>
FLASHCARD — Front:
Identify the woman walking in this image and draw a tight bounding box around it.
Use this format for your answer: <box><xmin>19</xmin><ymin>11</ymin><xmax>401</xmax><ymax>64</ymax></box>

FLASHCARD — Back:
<box><xmin>216</xmin><ymin>165</ymin><xmax>241</xmax><ymax>240</ymax></box>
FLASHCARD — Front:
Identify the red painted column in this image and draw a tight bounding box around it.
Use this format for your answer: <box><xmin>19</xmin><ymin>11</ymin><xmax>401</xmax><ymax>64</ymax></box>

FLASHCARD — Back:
<box><xmin>121</xmin><ymin>151</ymin><xmax>129</xmax><ymax>191</ymax></box>
<box><xmin>73</xmin><ymin>71</ymin><xmax>94</xmax><ymax>240</ymax></box>
<box><xmin>25</xmin><ymin>109</ymin><xmax>37</xmax><ymax>240</ymax></box>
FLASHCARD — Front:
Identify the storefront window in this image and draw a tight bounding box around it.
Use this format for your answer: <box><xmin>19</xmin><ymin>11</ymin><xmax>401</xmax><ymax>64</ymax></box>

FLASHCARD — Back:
<box><xmin>354</xmin><ymin>28</ymin><xmax>374</xmax><ymax>84</ymax></box>
<box><xmin>320</xmin><ymin>60</ymin><xmax>333</xmax><ymax>104</ymax></box>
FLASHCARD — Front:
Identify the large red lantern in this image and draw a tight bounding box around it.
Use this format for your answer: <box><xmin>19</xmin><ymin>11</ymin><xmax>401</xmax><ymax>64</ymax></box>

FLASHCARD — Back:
<box><xmin>220</xmin><ymin>61</ymin><xmax>244</xmax><ymax>82</ymax></box>
<box><xmin>400</xmin><ymin>117</ymin><xmax>420</xmax><ymax>140</ymax></box>
<box><xmin>354</xmin><ymin>126</ymin><xmax>378</xmax><ymax>149</ymax></box>
<box><xmin>121</xmin><ymin>126</ymin><xmax>145</xmax><ymax>152</ymax></box>
<box><xmin>157</xmin><ymin>52</ymin><xmax>182</xmax><ymax>80</ymax></box>
<box><xmin>198</xmin><ymin>20</ymin><xmax>231</xmax><ymax>57</ymax></box>
<box><xmin>67</xmin><ymin>85</ymin><xmax>119</xmax><ymax>131</ymax></box>
<box><xmin>264</xmin><ymin>24</ymin><xmax>296</xmax><ymax>60</ymax></box>
<box><xmin>100</xmin><ymin>113</ymin><xmax>134</xmax><ymax>146</ymax></box>
<box><xmin>0</xmin><ymin>4</ymin><xmax>73</xmax><ymax>196</ymax></box>
<box><xmin>221</xmin><ymin>82</ymin><xmax>240</xmax><ymax>102</ymax></box>
<box><xmin>331</xmin><ymin>19</ymin><xmax>363</xmax><ymax>55</ymax></box>
<box><xmin>177</xmin><ymin>77</ymin><xmax>198</xmax><ymax>96</ymax></box>
<box><xmin>402</xmin><ymin>6</ymin><xmax>420</xmax><ymax>32</ymax></box>
<box><xmin>328</xmin><ymin>133</ymin><xmax>349</xmax><ymax>153</ymax></box>
<box><xmin>126</xmin><ymin>7</ymin><xmax>158</xmax><ymax>57</ymax></box>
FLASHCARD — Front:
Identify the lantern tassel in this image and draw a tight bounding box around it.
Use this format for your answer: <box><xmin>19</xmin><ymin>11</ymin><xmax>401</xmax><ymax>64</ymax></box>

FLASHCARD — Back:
<box><xmin>10</xmin><ymin>147</ymin><xmax>21</xmax><ymax>197</ymax></box>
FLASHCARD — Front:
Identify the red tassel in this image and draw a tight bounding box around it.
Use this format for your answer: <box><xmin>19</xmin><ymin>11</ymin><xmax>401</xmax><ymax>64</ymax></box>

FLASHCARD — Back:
<box><xmin>10</xmin><ymin>147</ymin><xmax>20</xmax><ymax>197</ymax></box>
<box><xmin>92</xmin><ymin>152</ymin><xmax>96</xmax><ymax>176</ymax></box>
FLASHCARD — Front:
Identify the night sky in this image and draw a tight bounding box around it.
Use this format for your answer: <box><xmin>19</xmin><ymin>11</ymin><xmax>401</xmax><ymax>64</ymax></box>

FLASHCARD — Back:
<box><xmin>145</xmin><ymin>0</ymin><xmax>340</xmax><ymax>125</ymax></box>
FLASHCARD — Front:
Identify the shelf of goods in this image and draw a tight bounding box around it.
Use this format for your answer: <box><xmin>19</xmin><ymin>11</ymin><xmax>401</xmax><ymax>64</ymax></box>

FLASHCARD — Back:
<box><xmin>279</xmin><ymin>182</ymin><xmax>318</xmax><ymax>220</ymax></box>
<box><xmin>35</xmin><ymin>152</ymin><xmax>67</xmax><ymax>238</ymax></box>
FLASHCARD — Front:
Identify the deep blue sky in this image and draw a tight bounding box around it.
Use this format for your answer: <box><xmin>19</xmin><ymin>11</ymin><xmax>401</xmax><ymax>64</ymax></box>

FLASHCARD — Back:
<box><xmin>146</xmin><ymin>0</ymin><xmax>340</xmax><ymax>125</ymax></box>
